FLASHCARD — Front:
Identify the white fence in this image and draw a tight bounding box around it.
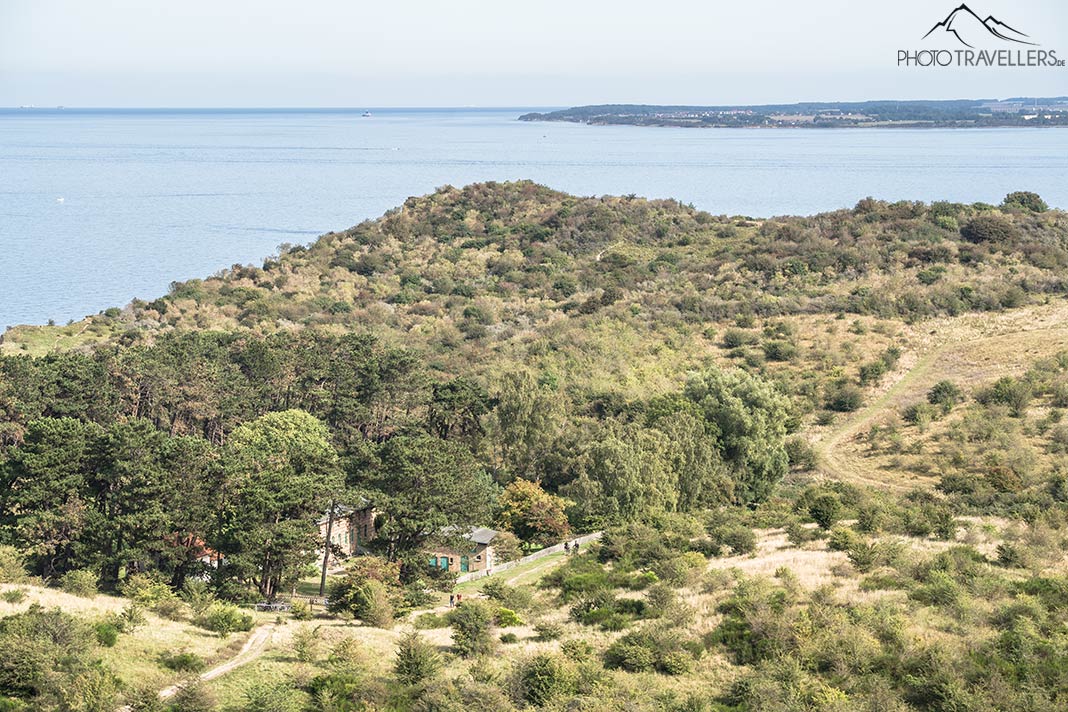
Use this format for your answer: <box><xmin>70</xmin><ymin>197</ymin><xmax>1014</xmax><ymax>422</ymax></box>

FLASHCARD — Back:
<box><xmin>454</xmin><ymin>531</ymin><xmax>603</xmax><ymax>584</ymax></box>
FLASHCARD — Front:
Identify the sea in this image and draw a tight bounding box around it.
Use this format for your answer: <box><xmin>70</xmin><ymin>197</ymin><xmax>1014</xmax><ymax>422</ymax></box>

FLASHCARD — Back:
<box><xmin>2</xmin><ymin>107</ymin><xmax>1067</xmax><ymax>328</ymax></box>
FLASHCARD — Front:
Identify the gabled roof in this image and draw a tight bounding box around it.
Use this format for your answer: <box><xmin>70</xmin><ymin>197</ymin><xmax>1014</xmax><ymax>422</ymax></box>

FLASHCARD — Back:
<box><xmin>439</xmin><ymin>525</ymin><xmax>499</xmax><ymax>545</ymax></box>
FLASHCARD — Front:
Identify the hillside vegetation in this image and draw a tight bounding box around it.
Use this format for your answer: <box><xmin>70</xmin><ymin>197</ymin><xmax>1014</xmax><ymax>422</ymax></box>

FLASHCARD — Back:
<box><xmin>2</xmin><ymin>183</ymin><xmax>1068</xmax><ymax>711</ymax></box>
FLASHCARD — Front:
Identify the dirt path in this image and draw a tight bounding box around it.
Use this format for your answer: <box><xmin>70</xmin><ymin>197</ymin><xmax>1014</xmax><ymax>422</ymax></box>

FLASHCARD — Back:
<box><xmin>814</xmin><ymin>299</ymin><xmax>1068</xmax><ymax>490</ymax></box>
<box><xmin>158</xmin><ymin>623</ymin><xmax>275</xmax><ymax>699</ymax></box>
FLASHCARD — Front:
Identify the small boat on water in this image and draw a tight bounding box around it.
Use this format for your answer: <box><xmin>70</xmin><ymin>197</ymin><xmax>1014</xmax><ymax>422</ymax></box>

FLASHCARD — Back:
<box><xmin>362</xmin><ymin>111</ymin><xmax>372</xmax><ymax>117</ymax></box>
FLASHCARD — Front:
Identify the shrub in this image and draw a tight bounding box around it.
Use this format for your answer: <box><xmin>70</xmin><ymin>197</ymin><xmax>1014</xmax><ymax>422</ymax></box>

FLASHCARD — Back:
<box><xmin>119</xmin><ymin>603</ymin><xmax>146</xmax><ymax>632</ymax></box>
<box><xmin>977</xmin><ymin>376</ymin><xmax>1032</xmax><ymax>416</ymax></box>
<box><xmin>711</xmin><ymin>525</ymin><xmax>758</xmax><ymax>556</ymax></box>
<box><xmin>60</xmin><ymin>569</ymin><xmax>99</xmax><ymax>598</ymax></box>
<box><xmin>960</xmin><ymin>215</ymin><xmax>1017</xmax><ymax>243</ymax></box>
<box><xmin>516</xmin><ymin>653</ymin><xmax>575</xmax><ymax>706</ymax></box>
<box><xmin>159</xmin><ymin>650</ymin><xmax>206</xmax><ymax>673</ymax></box>
<box><xmin>449</xmin><ymin>600</ymin><xmax>496</xmax><ymax>657</ymax></box>
<box><xmin>413</xmin><ymin>612</ymin><xmax>450</xmax><ymax>629</ymax></box>
<box><xmin>243</xmin><ymin>682</ymin><xmax>300</xmax><ymax>712</ymax></box>
<box><xmin>180</xmin><ymin>580</ymin><xmax>216</xmax><ymax>615</ymax></box>
<box><xmin>500</xmin><ymin>632</ymin><xmax>519</xmax><ymax>644</ymax></box>
<box><xmin>785</xmin><ymin>437</ymin><xmax>818</xmax><ymax>471</ymax></box>
<box><xmin>809</xmin><ymin>493</ymin><xmax>842</xmax><ymax>530</ymax></box>
<box><xmin>292</xmin><ymin>626</ymin><xmax>319</xmax><ymax>663</ymax></box>
<box><xmin>196</xmin><ymin>602</ymin><xmax>254</xmax><ymax>636</ymax></box>
<box><xmin>328</xmin><ymin>576</ymin><xmax>395</xmax><ymax>627</ymax></box>
<box><xmin>762</xmin><ymin>340</ymin><xmax>797</xmax><ymax>361</ymax></box>
<box><xmin>827</xmin><ymin>527</ymin><xmax>861</xmax><ymax>552</ymax></box>
<box><xmin>561</xmin><ymin>639</ymin><xmax>595</xmax><ymax>662</ymax></box>
<box><xmin>122</xmin><ymin>573</ymin><xmax>175</xmax><ymax>606</ymax></box>
<box><xmin>168</xmin><ymin>682</ymin><xmax>216</xmax><ymax>712</ymax></box>
<box><xmin>289</xmin><ymin>599</ymin><xmax>313</xmax><ymax>621</ymax></box>
<box><xmin>0</xmin><ymin>547</ymin><xmax>28</xmax><ymax>584</ymax></box>
<box><xmin>927</xmin><ymin>380</ymin><xmax>962</xmax><ymax>412</ymax></box>
<box><xmin>393</xmin><ymin>631</ymin><xmax>442</xmax><ymax>685</ymax></box>
<box><xmin>604</xmin><ymin>638</ymin><xmax>656</xmax><ymax>672</ymax></box>
<box><xmin>722</xmin><ymin>329</ymin><xmax>756</xmax><ymax>348</ymax></box>
<box><xmin>496</xmin><ymin>607</ymin><xmax>523</xmax><ymax>627</ymax></box>
<box><xmin>152</xmin><ymin>597</ymin><xmax>188</xmax><ymax>621</ymax></box>
<box><xmin>1002</xmin><ymin>191</ymin><xmax>1047</xmax><ymax>213</ymax></box>
<box><xmin>825</xmin><ymin>383</ymin><xmax>863</xmax><ymax>412</ymax></box>
<box><xmin>534</xmin><ymin>621</ymin><xmax>564</xmax><ymax>641</ymax></box>
<box><xmin>0</xmin><ymin>589</ymin><xmax>26</xmax><ymax>604</ymax></box>
<box><xmin>658</xmin><ymin>650</ymin><xmax>694</xmax><ymax>675</ymax></box>
<box><xmin>94</xmin><ymin>621</ymin><xmax>119</xmax><ymax>647</ymax></box>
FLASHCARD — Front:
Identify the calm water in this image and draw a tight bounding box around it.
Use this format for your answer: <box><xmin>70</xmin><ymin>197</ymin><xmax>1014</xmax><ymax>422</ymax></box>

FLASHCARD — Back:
<box><xmin>2</xmin><ymin>107</ymin><xmax>1067</xmax><ymax>327</ymax></box>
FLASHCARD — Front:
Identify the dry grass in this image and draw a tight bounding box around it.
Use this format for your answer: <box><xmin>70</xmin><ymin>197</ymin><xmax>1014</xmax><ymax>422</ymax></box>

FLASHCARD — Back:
<box><xmin>812</xmin><ymin>297</ymin><xmax>1068</xmax><ymax>490</ymax></box>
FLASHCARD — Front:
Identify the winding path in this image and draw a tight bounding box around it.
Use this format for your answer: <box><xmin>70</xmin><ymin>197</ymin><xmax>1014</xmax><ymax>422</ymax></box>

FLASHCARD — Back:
<box><xmin>158</xmin><ymin>623</ymin><xmax>275</xmax><ymax>699</ymax></box>
<box><xmin>813</xmin><ymin>300</ymin><xmax>1068</xmax><ymax>490</ymax></box>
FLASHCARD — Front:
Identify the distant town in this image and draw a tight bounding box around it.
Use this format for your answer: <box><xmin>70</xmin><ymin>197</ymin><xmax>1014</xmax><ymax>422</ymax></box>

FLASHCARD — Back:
<box><xmin>520</xmin><ymin>98</ymin><xmax>1068</xmax><ymax>128</ymax></box>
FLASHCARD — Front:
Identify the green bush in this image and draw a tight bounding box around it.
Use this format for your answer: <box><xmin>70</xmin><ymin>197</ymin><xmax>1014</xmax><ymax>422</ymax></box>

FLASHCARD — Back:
<box><xmin>927</xmin><ymin>380</ymin><xmax>962</xmax><ymax>412</ymax></box>
<box><xmin>1002</xmin><ymin>191</ymin><xmax>1047</xmax><ymax>213</ymax></box>
<box><xmin>534</xmin><ymin>621</ymin><xmax>564</xmax><ymax>641</ymax></box>
<box><xmin>560</xmin><ymin>639</ymin><xmax>595</xmax><ymax>662</ymax></box>
<box><xmin>121</xmin><ymin>573</ymin><xmax>174</xmax><ymax>606</ymax></box>
<box><xmin>495</xmin><ymin>607</ymin><xmax>523</xmax><ymax>627</ymax></box>
<box><xmin>826</xmin><ymin>383</ymin><xmax>863</xmax><ymax>412</ymax></box>
<box><xmin>0</xmin><ymin>589</ymin><xmax>26</xmax><ymax>605</ymax></box>
<box><xmin>784</xmin><ymin>436</ymin><xmax>818</xmax><ymax>471</ymax></box>
<box><xmin>94</xmin><ymin>621</ymin><xmax>119</xmax><ymax>647</ymax></box>
<box><xmin>0</xmin><ymin>547</ymin><xmax>28</xmax><ymax>584</ymax></box>
<box><xmin>809</xmin><ymin>493</ymin><xmax>842</xmax><ymax>530</ymax></box>
<box><xmin>289</xmin><ymin>599</ymin><xmax>313</xmax><ymax>621</ymax></box>
<box><xmin>168</xmin><ymin>682</ymin><xmax>217</xmax><ymax>712</ymax></box>
<box><xmin>393</xmin><ymin>631</ymin><xmax>442</xmax><ymax>685</ymax></box>
<box><xmin>413</xmin><ymin>612</ymin><xmax>450</xmax><ymax>629</ymax></box>
<box><xmin>159</xmin><ymin>650</ymin><xmax>206</xmax><ymax>673</ymax></box>
<box><xmin>500</xmin><ymin>632</ymin><xmax>519</xmax><ymax>644</ymax></box>
<box><xmin>516</xmin><ymin>653</ymin><xmax>576</xmax><ymax>706</ymax></box>
<box><xmin>243</xmin><ymin>682</ymin><xmax>299</xmax><ymax>712</ymax></box>
<box><xmin>960</xmin><ymin>214</ymin><xmax>1017</xmax><ymax>243</ymax></box>
<box><xmin>195</xmin><ymin>602</ymin><xmax>253</xmax><ymax>636</ymax></box>
<box><xmin>604</xmin><ymin>639</ymin><xmax>656</xmax><ymax>672</ymax></box>
<box><xmin>60</xmin><ymin>569</ymin><xmax>99</xmax><ymax>598</ymax></box>
<box><xmin>449</xmin><ymin>600</ymin><xmax>496</xmax><ymax>657</ymax></box>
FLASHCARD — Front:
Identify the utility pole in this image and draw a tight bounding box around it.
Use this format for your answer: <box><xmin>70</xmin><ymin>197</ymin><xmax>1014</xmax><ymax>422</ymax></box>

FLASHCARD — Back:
<box><xmin>319</xmin><ymin>500</ymin><xmax>335</xmax><ymax>597</ymax></box>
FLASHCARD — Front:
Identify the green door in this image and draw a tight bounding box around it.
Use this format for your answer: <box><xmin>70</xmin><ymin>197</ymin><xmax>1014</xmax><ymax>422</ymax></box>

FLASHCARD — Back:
<box><xmin>460</xmin><ymin>555</ymin><xmax>469</xmax><ymax>573</ymax></box>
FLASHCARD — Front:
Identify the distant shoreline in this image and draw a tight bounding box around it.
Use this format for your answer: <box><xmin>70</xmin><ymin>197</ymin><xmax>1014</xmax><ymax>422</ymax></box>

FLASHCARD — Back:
<box><xmin>520</xmin><ymin>99</ymin><xmax>1068</xmax><ymax>129</ymax></box>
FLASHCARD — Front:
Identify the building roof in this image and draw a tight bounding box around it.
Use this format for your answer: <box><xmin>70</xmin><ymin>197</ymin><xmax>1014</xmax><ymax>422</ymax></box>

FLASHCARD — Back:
<box><xmin>317</xmin><ymin>498</ymin><xmax>372</xmax><ymax>525</ymax></box>
<box><xmin>439</xmin><ymin>525</ymin><xmax>500</xmax><ymax>545</ymax></box>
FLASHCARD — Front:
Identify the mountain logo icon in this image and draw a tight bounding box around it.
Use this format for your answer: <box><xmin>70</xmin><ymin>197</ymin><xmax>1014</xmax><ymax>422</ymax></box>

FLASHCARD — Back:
<box><xmin>922</xmin><ymin>4</ymin><xmax>1037</xmax><ymax>48</ymax></box>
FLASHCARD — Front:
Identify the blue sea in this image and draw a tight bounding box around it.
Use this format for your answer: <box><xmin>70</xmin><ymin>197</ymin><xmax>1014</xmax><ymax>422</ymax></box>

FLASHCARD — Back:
<box><xmin>2</xmin><ymin>107</ymin><xmax>1067</xmax><ymax>328</ymax></box>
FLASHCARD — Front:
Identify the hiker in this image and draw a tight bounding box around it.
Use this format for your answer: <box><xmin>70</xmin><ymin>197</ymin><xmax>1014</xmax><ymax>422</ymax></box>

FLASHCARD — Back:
<box><xmin>573</xmin><ymin>540</ymin><xmax>580</xmax><ymax>554</ymax></box>
<box><xmin>449</xmin><ymin>593</ymin><xmax>455</xmax><ymax>607</ymax></box>
<box><xmin>564</xmin><ymin>541</ymin><xmax>570</xmax><ymax>553</ymax></box>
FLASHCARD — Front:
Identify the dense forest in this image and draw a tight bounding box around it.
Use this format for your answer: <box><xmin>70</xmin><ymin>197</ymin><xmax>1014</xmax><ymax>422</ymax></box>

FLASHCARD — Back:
<box><xmin>2</xmin><ymin>183</ymin><xmax>1068</xmax><ymax>711</ymax></box>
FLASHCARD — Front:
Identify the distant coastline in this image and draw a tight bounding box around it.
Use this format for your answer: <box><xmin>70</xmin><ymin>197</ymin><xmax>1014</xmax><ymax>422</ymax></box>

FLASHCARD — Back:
<box><xmin>520</xmin><ymin>98</ymin><xmax>1068</xmax><ymax>128</ymax></box>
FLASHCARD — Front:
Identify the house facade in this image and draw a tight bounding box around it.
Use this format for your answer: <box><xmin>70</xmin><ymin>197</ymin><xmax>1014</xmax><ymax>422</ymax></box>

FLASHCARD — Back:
<box><xmin>318</xmin><ymin>501</ymin><xmax>376</xmax><ymax>560</ymax></box>
<box><xmin>428</xmin><ymin>526</ymin><xmax>499</xmax><ymax>574</ymax></box>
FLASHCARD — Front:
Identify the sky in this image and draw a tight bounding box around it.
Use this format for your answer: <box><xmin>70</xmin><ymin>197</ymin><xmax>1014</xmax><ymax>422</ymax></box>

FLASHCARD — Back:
<box><xmin>1</xmin><ymin>0</ymin><xmax>1066</xmax><ymax>107</ymax></box>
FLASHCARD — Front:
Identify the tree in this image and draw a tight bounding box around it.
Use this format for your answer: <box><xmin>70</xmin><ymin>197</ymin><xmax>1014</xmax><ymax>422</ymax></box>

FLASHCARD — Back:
<box><xmin>449</xmin><ymin>600</ymin><xmax>496</xmax><ymax>657</ymax></box>
<box><xmin>427</xmin><ymin>377</ymin><xmax>489</xmax><ymax>448</ymax></box>
<box><xmin>0</xmin><ymin>418</ymin><xmax>102</xmax><ymax>577</ymax></box>
<box><xmin>684</xmin><ymin>368</ymin><xmax>791</xmax><ymax>505</ymax></box>
<box><xmin>927</xmin><ymin>380</ymin><xmax>962</xmax><ymax>413</ymax></box>
<box><xmin>496</xmin><ymin>479</ymin><xmax>571</xmax><ymax>547</ymax></box>
<box><xmin>809</xmin><ymin>494</ymin><xmax>841</xmax><ymax>530</ymax></box>
<box><xmin>215</xmin><ymin>410</ymin><xmax>341</xmax><ymax>599</ymax></box>
<box><xmin>393</xmin><ymin>632</ymin><xmax>442</xmax><ymax>685</ymax></box>
<box><xmin>371</xmin><ymin>435</ymin><xmax>496</xmax><ymax>560</ymax></box>
<box><xmin>489</xmin><ymin>372</ymin><xmax>562</xmax><ymax>482</ymax></box>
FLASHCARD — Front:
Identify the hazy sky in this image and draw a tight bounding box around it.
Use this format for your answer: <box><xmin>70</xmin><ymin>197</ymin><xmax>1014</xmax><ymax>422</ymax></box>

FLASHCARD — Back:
<box><xmin>2</xmin><ymin>0</ymin><xmax>1066</xmax><ymax>106</ymax></box>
